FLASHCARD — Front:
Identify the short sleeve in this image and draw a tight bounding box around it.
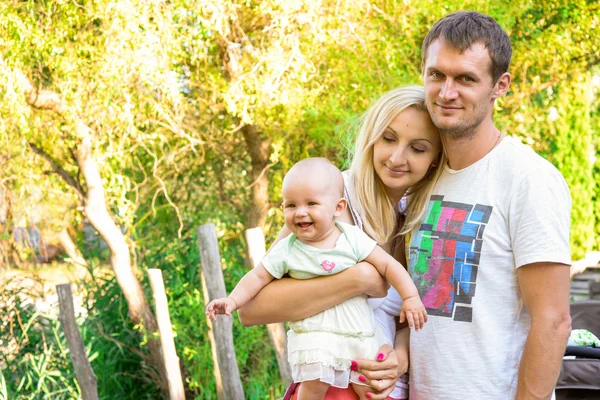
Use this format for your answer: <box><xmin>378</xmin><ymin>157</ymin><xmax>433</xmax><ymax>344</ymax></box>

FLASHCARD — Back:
<box><xmin>340</xmin><ymin>222</ymin><xmax>378</xmax><ymax>261</ymax></box>
<box><xmin>261</xmin><ymin>237</ymin><xmax>291</xmax><ymax>279</ymax></box>
<box><xmin>509</xmin><ymin>166</ymin><xmax>572</xmax><ymax>268</ymax></box>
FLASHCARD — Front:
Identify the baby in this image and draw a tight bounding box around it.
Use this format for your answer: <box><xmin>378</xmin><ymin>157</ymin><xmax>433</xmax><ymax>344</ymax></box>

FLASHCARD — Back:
<box><xmin>206</xmin><ymin>158</ymin><xmax>427</xmax><ymax>399</ymax></box>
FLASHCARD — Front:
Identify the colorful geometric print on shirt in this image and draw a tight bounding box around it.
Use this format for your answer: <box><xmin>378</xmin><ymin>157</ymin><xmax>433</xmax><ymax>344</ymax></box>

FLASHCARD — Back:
<box><xmin>409</xmin><ymin>195</ymin><xmax>492</xmax><ymax>323</ymax></box>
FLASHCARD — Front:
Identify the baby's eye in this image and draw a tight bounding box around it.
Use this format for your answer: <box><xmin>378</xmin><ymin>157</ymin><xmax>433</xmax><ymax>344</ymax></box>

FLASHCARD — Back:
<box><xmin>285</xmin><ymin>204</ymin><xmax>295</xmax><ymax>208</ymax></box>
<box><xmin>308</xmin><ymin>202</ymin><xmax>317</xmax><ymax>206</ymax></box>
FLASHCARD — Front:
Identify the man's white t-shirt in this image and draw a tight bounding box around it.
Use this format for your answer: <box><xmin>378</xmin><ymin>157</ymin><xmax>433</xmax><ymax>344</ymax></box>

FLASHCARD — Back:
<box><xmin>407</xmin><ymin>136</ymin><xmax>571</xmax><ymax>399</ymax></box>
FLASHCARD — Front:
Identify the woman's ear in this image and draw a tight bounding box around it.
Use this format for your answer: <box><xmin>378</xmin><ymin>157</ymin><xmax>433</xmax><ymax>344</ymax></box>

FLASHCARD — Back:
<box><xmin>335</xmin><ymin>198</ymin><xmax>348</xmax><ymax>216</ymax></box>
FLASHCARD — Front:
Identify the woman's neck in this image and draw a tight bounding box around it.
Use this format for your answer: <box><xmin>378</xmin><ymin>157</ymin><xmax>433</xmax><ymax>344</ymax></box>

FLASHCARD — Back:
<box><xmin>384</xmin><ymin>187</ymin><xmax>407</xmax><ymax>207</ymax></box>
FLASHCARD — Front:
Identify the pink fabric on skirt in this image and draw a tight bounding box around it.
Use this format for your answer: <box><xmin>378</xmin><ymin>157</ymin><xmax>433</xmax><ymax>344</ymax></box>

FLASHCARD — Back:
<box><xmin>282</xmin><ymin>382</ymin><xmax>406</xmax><ymax>400</ymax></box>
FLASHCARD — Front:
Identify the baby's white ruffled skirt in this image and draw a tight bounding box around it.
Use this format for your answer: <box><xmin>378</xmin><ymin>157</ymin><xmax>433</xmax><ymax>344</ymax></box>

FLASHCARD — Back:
<box><xmin>287</xmin><ymin>329</ymin><xmax>385</xmax><ymax>388</ymax></box>
<box><xmin>286</xmin><ymin>295</ymin><xmax>385</xmax><ymax>388</ymax></box>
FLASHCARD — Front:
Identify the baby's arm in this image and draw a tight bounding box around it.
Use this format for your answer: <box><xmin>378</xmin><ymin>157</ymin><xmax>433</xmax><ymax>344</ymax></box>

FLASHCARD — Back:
<box><xmin>364</xmin><ymin>246</ymin><xmax>427</xmax><ymax>330</ymax></box>
<box><xmin>205</xmin><ymin>264</ymin><xmax>274</xmax><ymax>321</ymax></box>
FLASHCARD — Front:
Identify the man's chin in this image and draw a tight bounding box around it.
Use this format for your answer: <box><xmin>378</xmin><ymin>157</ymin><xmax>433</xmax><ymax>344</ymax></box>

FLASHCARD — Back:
<box><xmin>432</xmin><ymin>116</ymin><xmax>460</xmax><ymax>131</ymax></box>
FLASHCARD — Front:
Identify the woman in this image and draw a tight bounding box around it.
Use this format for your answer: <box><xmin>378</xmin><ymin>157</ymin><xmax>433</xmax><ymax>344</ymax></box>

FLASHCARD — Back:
<box><xmin>238</xmin><ymin>86</ymin><xmax>446</xmax><ymax>400</ymax></box>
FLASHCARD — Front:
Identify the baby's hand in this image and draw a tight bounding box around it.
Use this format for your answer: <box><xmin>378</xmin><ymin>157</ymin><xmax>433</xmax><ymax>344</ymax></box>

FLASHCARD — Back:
<box><xmin>399</xmin><ymin>296</ymin><xmax>428</xmax><ymax>331</ymax></box>
<box><xmin>205</xmin><ymin>297</ymin><xmax>237</xmax><ymax>322</ymax></box>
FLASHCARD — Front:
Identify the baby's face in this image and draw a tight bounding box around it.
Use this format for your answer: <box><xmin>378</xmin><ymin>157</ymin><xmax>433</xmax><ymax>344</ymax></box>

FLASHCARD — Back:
<box><xmin>282</xmin><ymin>178</ymin><xmax>340</xmax><ymax>243</ymax></box>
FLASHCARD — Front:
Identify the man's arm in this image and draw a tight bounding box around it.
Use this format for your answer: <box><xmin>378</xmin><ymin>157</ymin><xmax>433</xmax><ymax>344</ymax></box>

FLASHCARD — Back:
<box><xmin>516</xmin><ymin>262</ymin><xmax>571</xmax><ymax>400</ymax></box>
<box><xmin>237</xmin><ymin>262</ymin><xmax>388</xmax><ymax>326</ymax></box>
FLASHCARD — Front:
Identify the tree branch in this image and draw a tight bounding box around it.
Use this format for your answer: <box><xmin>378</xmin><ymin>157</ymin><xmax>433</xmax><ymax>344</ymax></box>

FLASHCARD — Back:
<box><xmin>28</xmin><ymin>142</ymin><xmax>86</xmax><ymax>200</ymax></box>
<box><xmin>216</xmin><ymin>171</ymin><xmax>245</xmax><ymax>215</ymax></box>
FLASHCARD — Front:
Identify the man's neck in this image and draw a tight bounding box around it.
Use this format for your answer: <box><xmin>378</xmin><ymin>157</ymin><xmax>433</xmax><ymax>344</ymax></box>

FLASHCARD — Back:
<box><xmin>444</xmin><ymin>120</ymin><xmax>502</xmax><ymax>170</ymax></box>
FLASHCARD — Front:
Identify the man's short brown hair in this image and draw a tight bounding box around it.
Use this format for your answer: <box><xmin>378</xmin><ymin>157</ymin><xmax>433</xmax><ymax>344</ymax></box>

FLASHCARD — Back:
<box><xmin>422</xmin><ymin>11</ymin><xmax>512</xmax><ymax>83</ymax></box>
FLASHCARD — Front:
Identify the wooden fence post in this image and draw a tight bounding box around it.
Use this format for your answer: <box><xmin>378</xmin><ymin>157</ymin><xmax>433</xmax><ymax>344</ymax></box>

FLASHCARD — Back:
<box><xmin>148</xmin><ymin>269</ymin><xmax>186</xmax><ymax>400</ymax></box>
<box><xmin>56</xmin><ymin>284</ymin><xmax>98</xmax><ymax>400</ymax></box>
<box><xmin>245</xmin><ymin>227</ymin><xmax>292</xmax><ymax>386</ymax></box>
<box><xmin>197</xmin><ymin>224</ymin><xmax>245</xmax><ymax>400</ymax></box>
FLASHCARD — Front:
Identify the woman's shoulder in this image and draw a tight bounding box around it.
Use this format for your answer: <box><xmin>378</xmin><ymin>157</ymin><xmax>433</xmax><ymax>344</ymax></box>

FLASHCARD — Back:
<box><xmin>341</xmin><ymin>170</ymin><xmax>364</xmax><ymax>229</ymax></box>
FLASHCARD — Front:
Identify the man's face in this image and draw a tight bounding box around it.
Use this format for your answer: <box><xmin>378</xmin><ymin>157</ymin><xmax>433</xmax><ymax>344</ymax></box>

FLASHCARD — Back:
<box><xmin>422</xmin><ymin>39</ymin><xmax>498</xmax><ymax>139</ymax></box>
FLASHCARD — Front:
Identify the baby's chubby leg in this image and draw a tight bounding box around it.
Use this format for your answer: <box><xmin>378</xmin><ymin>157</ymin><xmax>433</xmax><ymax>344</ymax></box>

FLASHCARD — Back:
<box><xmin>297</xmin><ymin>379</ymin><xmax>330</xmax><ymax>400</ymax></box>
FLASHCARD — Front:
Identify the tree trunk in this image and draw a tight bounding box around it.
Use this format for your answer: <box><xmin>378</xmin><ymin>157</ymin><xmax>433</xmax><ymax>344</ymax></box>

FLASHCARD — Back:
<box><xmin>74</xmin><ymin>121</ymin><xmax>169</xmax><ymax>394</ymax></box>
<box><xmin>13</xmin><ymin>65</ymin><xmax>169</xmax><ymax>395</ymax></box>
<box><xmin>241</xmin><ymin>124</ymin><xmax>271</xmax><ymax>230</ymax></box>
<box><xmin>58</xmin><ymin>227</ymin><xmax>88</xmax><ymax>274</ymax></box>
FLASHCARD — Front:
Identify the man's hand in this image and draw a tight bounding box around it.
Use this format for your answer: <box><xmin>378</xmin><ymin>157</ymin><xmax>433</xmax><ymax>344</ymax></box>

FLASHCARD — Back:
<box><xmin>205</xmin><ymin>297</ymin><xmax>237</xmax><ymax>321</ymax></box>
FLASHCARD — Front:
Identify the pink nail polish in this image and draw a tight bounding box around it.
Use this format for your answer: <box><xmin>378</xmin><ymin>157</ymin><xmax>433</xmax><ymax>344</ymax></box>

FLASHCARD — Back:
<box><xmin>351</xmin><ymin>360</ymin><xmax>357</xmax><ymax>368</ymax></box>
<box><xmin>366</xmin><ymin>394</ymin><xmax>372</xmax><ymax>399</ymax></box>
<box><xmin>359</xmin><ymin>375</ymin><xmax>366</xmax><ymax>382</ymax></box>
<box><xmin>377</xmin><ymin>353</ymin><xmax>384</xmax><ymax>360</ymax></box>
<box><xmin>351</xmin><ymin>365</ymin><xmax>358</xmax><ymax>372</ymax></box>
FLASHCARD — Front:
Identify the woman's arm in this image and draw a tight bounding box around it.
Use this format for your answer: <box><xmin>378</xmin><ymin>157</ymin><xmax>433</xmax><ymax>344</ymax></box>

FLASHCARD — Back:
<box><xmin>237</xmin><ymin>262</ymin><xmax>388</xmax><ymax>326</ymax></box>
<box><xmin>238</xmin><ymin>262</ymin><xmax>388</xmax><ymax>326</ymax></box>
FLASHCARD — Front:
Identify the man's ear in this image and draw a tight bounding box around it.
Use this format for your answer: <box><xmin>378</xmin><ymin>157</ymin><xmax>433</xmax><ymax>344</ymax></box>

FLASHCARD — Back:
<box><xmin>335</xmin><ymin>198</ymin><xmax>347</xmax><ymax>217</ymax></box>
<box><xmin>492</xmin><ymin>72</ymin><xmax>511</xmax><ymax>99</ymax></box>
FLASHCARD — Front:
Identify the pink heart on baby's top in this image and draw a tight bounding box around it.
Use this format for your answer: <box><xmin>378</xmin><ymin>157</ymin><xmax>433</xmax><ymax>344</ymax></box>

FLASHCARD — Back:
<box><xmin>321</xmin><ymin>260</ymin><xmax>335</xmax><ymax>272</ymax></box>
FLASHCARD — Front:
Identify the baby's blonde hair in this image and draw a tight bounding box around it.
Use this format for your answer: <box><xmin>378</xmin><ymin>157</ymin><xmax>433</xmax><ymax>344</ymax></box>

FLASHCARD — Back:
<box><xmin>349</xmin><ymin>86</ymin><xmax>447</xmax><ymax>244</ymax></box>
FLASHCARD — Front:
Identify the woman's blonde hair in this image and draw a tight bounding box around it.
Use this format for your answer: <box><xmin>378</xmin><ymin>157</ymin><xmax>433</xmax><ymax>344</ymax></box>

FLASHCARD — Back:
<box><xmin>349</xmin><ymin>86</ymin><xmax>447</xmax><ymax>244</ymax></box>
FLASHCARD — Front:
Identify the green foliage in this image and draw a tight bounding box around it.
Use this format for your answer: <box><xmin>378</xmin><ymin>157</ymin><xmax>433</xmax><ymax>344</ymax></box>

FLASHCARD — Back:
<box><xmin>551</xmin><ymin>81</ymin><xmax>596</xmax><ymax>258</ymax></box>
<box><xmin>0</xmin><ymin>273</ymin><xmax>159</xmax><ymax>400</ymax></box>
<box><xmin>1</xmin><ymin>0</ymin><xmax>599</xmax><ymax>398</ymax></box>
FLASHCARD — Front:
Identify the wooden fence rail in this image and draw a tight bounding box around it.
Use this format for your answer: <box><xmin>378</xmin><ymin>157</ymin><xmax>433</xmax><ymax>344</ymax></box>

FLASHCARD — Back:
<box><xmin>56</xmin><ymin>283</ymin><xmax>98</xmax><ymax>400</ymax></box>
<box><xmin>245</xmin><ymin>227</ymin><xmax>292</xmax><ymax>386</ymax></box>
<box><xmin>197</xmin><ymin>223</ymin><xmax>245</xmax><ymax>400</ymax></box>
<box><xmin>148</xmin><ymin>268</ymin><xmax>186</xmax><ymax>400</ymax></box>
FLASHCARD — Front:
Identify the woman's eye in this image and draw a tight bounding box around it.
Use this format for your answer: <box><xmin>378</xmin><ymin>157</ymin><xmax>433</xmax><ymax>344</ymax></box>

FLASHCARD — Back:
<box><xmin>382</xmin><ymin>136</ymin><xmax>395</xmax><ymax>143</ymax></box>
<box><xmin>412</xmin><ymin>146</ymin><xmax>426</xmax><ymax>153</ymax></box>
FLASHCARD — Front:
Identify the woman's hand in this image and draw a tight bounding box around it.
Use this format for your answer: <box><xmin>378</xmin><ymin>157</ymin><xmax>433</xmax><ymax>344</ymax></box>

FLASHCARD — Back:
<box><xmin>353</xmin><ymin>344</ymin><xmax>408</xmax><ymax>399</ymax></box>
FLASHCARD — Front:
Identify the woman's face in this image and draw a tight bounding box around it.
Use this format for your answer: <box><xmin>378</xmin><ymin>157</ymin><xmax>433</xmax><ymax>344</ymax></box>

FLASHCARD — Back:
<box><xmin>373</xmin><ymin>107</ymin><xmax>441</xmax><ymax>202</ymax></box>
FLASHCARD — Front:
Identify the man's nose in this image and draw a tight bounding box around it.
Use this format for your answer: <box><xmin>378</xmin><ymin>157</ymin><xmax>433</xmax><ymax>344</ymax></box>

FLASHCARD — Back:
<box><xmin>440</xmin><ymin>79</ymin><xmax>459</xmax><ymax>101</ymax></box>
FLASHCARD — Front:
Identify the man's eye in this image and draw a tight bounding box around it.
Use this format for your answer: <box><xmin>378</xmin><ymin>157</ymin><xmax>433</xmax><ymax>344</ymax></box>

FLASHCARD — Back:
<box><xmin>430</xmin><ymin>71</ymin><xmax>443</xmax><ymax>79</ymax></box>
<box><xmin>462</xmin><ymin>76</ymin><xmax>474</xmax><ymax>82</ymax></box>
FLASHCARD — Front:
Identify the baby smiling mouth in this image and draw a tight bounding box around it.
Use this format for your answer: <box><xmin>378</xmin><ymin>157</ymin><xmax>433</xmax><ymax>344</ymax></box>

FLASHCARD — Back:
<box><xmin>296</xmin><ymin>222</ymin><xmax>313</xmax><ymax>228</ymax></box>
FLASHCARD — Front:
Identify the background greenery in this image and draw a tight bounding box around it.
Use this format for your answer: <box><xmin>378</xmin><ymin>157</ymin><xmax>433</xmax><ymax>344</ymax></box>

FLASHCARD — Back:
<box><xmin>0</xmin><ymin>0</ymin><xmax>598</xmax><ymax>399</ymax></box>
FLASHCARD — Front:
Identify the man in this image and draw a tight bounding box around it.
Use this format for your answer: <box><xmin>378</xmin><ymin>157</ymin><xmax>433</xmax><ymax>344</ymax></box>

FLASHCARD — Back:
<box><xmin>408</xmin><ymin>11</ymin><xmax>572</xmax><ymax>400</ymax></box>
